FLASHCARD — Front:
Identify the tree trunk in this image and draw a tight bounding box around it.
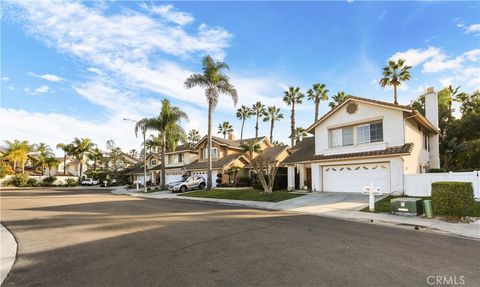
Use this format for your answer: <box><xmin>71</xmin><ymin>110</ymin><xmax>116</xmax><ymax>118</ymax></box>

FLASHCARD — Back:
<box><xmin>13</xmin><ymin>161</ymin><xmax>17</xmax><ymax>173</ymax></box>
<box><xmin>79</xmin><ymin>161</ymin><xmax>83</xmax><ymax>182</ymax></box>
<box><xmin>290</xmin><ymin>102</ymin><xmax>295</xmax><ymax>147</ymax></box>
<box><xmin>269</xmin><ymin>119</ymin><xmax>274</xmax><ymax>143</ymax></box>
<box><xmin>63</xmin><ymin>153</ymin><xmax>67</xmax><ymax>175</ymax></box>
<box><xmin>255</xmin><ymin>113</ymin><xmax>259</xmax><ymax>138</ymax></box>
<box><xmin>315</xmin><ymin>99</ymin><xmax>319</xmax><ymax>122</ymax></box>
<box><xmin>161</xmin><ymin>133</ymin><xmax>167</xmax><ymax>189</ymax></box>
<box><xmin>207</xmin><ymin>101</ymin><xmax>213</xmax><ymax>190</ymax></box>
<box><xmin>394</xmin><ymin>84</ymin><xmax>398</xmax><ymax>104</ymax></box>
<box><xmin>240</xmin><ymin>118</ymin><xmax>245</xmax><ymax>140</ymax></box>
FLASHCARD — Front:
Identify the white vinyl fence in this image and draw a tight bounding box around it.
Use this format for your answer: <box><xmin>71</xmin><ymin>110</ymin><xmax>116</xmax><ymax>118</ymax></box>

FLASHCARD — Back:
<box><xmin>405</xmin><ymin>171</ymin><xmax>480</xmax><ymax>198</ymax></box>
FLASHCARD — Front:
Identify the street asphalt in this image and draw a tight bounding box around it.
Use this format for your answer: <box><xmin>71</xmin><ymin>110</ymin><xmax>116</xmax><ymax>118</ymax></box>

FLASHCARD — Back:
<box><xmin>1</xmin><ymin>188</ymin><xmax>479</xmax><ymax>287</ymax></box>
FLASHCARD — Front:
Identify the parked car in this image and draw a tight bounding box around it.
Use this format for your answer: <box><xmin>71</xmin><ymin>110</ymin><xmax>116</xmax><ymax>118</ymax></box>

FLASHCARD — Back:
<box><xmin>81</xmin><ymin>178</ymin><xmax>99</xmax><ymax>186</ymax></box>
<box><xmin>167</xmin><ymin>176</ymin><xmax>206</xmax><ymax>193</ymax></box>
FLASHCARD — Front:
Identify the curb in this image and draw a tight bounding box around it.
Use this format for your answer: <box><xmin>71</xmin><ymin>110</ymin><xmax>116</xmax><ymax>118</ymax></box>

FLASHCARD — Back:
<box><xmin>1</xmin><ymin>224</ymin><xmax>18</xmax><ymax>285</ymax></box>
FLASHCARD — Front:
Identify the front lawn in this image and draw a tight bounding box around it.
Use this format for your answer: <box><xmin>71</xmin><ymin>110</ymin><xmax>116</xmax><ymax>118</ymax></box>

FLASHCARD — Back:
<box><xmin>179</xmin><ymin>188</ymin><xmax>304</xmax><ymax>202</ymax></box>
<box><xmin>362</xmin><ymin>195</ymin><xmax>480</xmax><ymax>216</ymax></box>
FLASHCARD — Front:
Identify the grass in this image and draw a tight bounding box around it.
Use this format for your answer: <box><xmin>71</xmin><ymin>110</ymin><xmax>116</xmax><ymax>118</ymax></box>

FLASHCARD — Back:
<box><xmin>179</xmin><ymin>188</ymin><xmax>304</xmax><ymax>203</ymax></box>
<box><xmin>362</xmin><ymin>195</ymin><xmax>480</xmax><ymax>216</ymax></box>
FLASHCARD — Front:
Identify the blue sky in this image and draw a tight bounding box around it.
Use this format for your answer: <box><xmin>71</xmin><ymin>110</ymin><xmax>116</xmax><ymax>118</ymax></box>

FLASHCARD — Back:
<box><xmin>1</xmin><ymin>1</ymin><xmax>479</xmax><ymax>154</ymax></box>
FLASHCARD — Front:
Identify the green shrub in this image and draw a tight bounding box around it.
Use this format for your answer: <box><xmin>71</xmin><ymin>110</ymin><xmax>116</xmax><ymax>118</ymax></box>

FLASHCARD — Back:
<box><xmin>42</xmin><ymin>176</ymin><xmax>57</xmax><ymax>186</ymax></box>
<box><xmin>9</xmin><ymin>174</ymin><xmax>30</xmax><ymax>187</ymax></box>
<box><xmin>253</xmin><ymin>174</ymin><xmax>288</xmax><ymax>191</ymax></box>
<box><xmin>65</xmin><ymin>178</ymin><xmax>79</xmax><ymax>187</ymax></box>
<box><xmin>0</xmin><ymin>162</ymin><xmax>14</xmax><ymax>178</ymax></box>
<box><xmin>27</xmin><ymin>178</ymin><xmax>38</xmax><ymax>187</ymax></box>
<box><xmin>431</xmin><ymin>181</ymin><xmax>475</xmax><ymax>217</ymax></box>
<box><xmin>429</xmin><ymin>168</ymin><xmax>447</xmax><ymax>173</ymax></box>
<box><xmin>236</xmin><ymin>176</ymin><xmax>251</xmax><ymax>187</ymax></box>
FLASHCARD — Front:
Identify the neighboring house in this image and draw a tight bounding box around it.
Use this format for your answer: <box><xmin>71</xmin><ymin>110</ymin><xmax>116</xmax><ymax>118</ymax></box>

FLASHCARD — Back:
<box><xmin>54</xmin><ymin>157</ymin><xmax>87</xmax><ymax>177</ymax></box>
<box><xmin>148</xmin><ymin>143</ymin><xmax>198</xmax><ymax>184</ymax></box>
<box><xmin>283</xmin><ymin>87</ymin><xmax>440</xmax><ymax>194</ymax></box>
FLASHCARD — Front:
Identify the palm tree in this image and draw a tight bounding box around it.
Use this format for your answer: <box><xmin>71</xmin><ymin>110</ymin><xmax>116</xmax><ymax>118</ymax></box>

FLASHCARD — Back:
<box><xmin>236</xmin><ymin>105</ymin><xmax>253</xmax><ymax>140</ymax></box>
<box><xmin>328</xmin><ymin>91</ymin><xmax>349</xmax><ymax>109</ymax></box>
<box><xmin>187</xmin><ymin>129</ymin><xmax>201</xmax><ymax>144</ymax></box>
<box><xmin>71</xmin><ymin>138</ymin><xmax>95</xmax><ymax>181</ymax></box>
<box><xmin>136</xmin><ymin>99</ymin><xmax>188</xmax><ymax>189</ymax></box>
<box><xmin>272</xmin><ymin>140</ymin><xmax>284</xmax><ymax>147</ymax></box>
<box><xmin>263</xmin><ymin>106</ymin><xmax>284</xmax><ymax>143</ymax></box>
<box><xmin>283</xmin><ymin>86</ymin><xmax>304</xmax><ymax>147</ymax></box>
<box><xmin>88</xmin><ymin>147</ymin><xmax>103</xmax><ymax>172</ymax></box>
<box><xmin>184</xmin><ymin>55</ymin><xmax>238</xmax><ymax>189</ymax></box>
<box><xmin>3</xmin><ymin>140</ymin><xmax>33</xmax><ymax>174</ymax></box>
<box><xmin>251</xmin><ymin>102</ymin><xmax>266</xmax><ymax>139</ymax></box>
<box><xmin>240</xmin><ymin>140</ymin><xmax>262</xmax><ymax>161</ymax></box>
<box><xmin>56</xmin><ymin>143</ymin><xmax>74</xmax><ymax>175</ymax></box>
<box><xmin>294</xmin><ymin>127</ymin><xmax>308</xmax><ymax>144</ymax></box>
<box><xmin>45</xmin><ymin>157</ymin><xmax>60</xmax><ymax>176</ymax></box>
<box><xmin>379</xmin><ymin>58</ymin><xmax>412</xmax><ymax>104</ymax></box>
<box><xmin>128</xmin><ymin>149</ymin><xmax>139</xmax><ymax>158</ymax></box>
<box><xmin>307</xmin><ymin>83</ymin><xmax>329</xmax><ymax>122</ymax></box>
<box><xmin>35</xmin><ymin>143</ymin><xmax>54</xmax><ymax>175</ymax></box>
<box><xmin>218</xmin><ymin>121</ymin><xmax>234</xmax><ymax>139</ymax></box>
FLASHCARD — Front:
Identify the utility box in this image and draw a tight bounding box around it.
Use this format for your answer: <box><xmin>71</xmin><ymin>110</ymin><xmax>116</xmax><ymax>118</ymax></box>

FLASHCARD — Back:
<box><xmin>391</xmin><ymin>197</ymin><xmax>423</xmax><ymax>216</ymax></box>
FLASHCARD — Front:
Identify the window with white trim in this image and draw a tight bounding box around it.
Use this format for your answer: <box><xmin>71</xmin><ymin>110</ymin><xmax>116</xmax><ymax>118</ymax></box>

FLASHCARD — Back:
<box><xmin>203</xmin><ymin>148</ymin><xmax>218</xmax><ymax>159</ymax></box>
<box><xmin>356</xmin><ymin>122</ymin><xmax>383</xmax><ymax>144</ymax></box>
<box><xmin>331</xmin><ymin>129</ymin><xmax>343</xmax><ymax>147</ymax></box>
<box><xmin>423</xmin><ymin>131</ymin><xmax>429</xmax><ymax>151</ymax></box>
<box><xmin>356</xmin><ymin>124</ymin><xmax>370</xmax><ymax>144</ymax></box>
<box><xmin>150</xmin><ymin>159</ymin><xmax>157</xmax><ymax>166</ymax></box>
<box><xmin>178</xmin><ymin>153</ymin><xmax>184</xmax><ymax>163</ymax></box>
<box><xmin>342</xmin><ymin>127</ymin><xmax>353</xmax><ymax>146</ymax></box>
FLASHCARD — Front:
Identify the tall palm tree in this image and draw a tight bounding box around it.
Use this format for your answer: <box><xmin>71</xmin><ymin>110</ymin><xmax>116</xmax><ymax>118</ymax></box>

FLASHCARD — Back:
<box><xmin>88</xmin><ymin>147</ymin><xmax>103</xmax><ymax>172</ymax></box>
<box><xmin>283</xmin><ymin>86</ymin><xmax>304</xmax><ymax>147</ymax></box>
<box><xmin>35</xmin><ymin>143</ymin><xmax>54</xmax><ymax>175</ymax></box>
<box><xmin>3</xmin><ymin>140</ymin><xmax>33</xmax><ymax>174</ymax></box>
<box><xmin>136</xmin><ymin>99</ymin><xmax>188</xmax><ymax>189</ymax></box>
<box><xmin>252</xmin><ymin>102</ymin><xmax>266</xmax><ymax>139</ymax></box>
<box><xmin>128</xmin><ymin>149</ymin><xmax>139</xmax><ymax>158</ymax></box>
<box><xmin>187</xmin><ymin>129</ymin><xmax>201</xmax><ymax>144</ymax></box>
<box><xmin>45</xmin><ymin>157</ymin><xmax>60</xmax><ymax>176</ymax></box>
<box><xmin>56</xmin><ymin>143</ymin><xmax>74</xmax><ymax>175</ymax></box>
<box><xmin>328</xmin><ymin>91</ymin><xmax>349</xmax><ymax>109</ymax></box>
<box><xmin>379</xmin><ymin>58</ymin><xmax>412</xmax><ymax>104</ymax></box>
<box><xmin>218</xmin><ymin>121</ymin><xmax>234</xmax><ymax>139</ymax></box>
<box><xmin>263</xmin><ymin>106</ymin><xmax>284</xmax><ymax>143</ymax></box>
<box><xmin>294</xmin><ymin>127</ymin><xmax>308</xmax><ymax>144</ymax></box>
<box><xmin>184</xmin><ymin>55</ymin><xmax>238</xmax><ymax>189</ymax></box>
<box><xmin>240</xmin><ymin>140</ymin><xmax>262</xmax><ymax>161</ymax></box>
<box><xmin>236</xmin><ymin>105</ymin><xmax>253</xmax><ymax>140</ymax></box>
<box><xmin>71</xmin><ymin>138</ymin><xmax>95</xmax><ymax>181</ymax></box>
<box><xmin>307</xmin><ymin>83</ymin><xmax>329</xmax><ymax>122</ymax></box>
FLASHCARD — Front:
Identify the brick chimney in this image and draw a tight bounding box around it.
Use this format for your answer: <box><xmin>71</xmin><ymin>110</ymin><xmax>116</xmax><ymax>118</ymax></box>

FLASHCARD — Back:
<box><xmin>424</xmin><ymin>87</ymin><xmax>440</xmax><ymax>168</ymax></box>
<box><xmin>228</xmin><ymin>133</ymin><xmax>236</xmax><ymax>141</ymax></box>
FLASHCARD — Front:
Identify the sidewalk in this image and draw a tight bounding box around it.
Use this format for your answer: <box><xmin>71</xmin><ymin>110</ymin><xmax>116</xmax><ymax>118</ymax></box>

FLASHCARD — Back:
<box><xmin>115</xmin><ymin>188</ymin><xmax>480</xmax><ymax>240</ymax></box>
<box><xmin>1</xmin><ymin>224</ymin><xmax>17</xmax><ymax>285</ymax></box>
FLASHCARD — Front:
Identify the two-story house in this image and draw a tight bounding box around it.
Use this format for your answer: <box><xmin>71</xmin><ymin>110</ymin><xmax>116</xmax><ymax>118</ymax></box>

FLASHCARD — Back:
<box><xmin>283</xmin><ymin>87</ymin><xmax>440</xmax><ymax>194</ymax></box>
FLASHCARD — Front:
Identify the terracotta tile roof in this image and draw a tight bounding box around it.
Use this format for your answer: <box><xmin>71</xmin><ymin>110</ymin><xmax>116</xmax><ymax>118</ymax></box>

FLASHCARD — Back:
<box><xmin>283</xmin><ymin>137</ymin><xmax>414</xmax><ymax>164</ymax></box>
<box><xmin>183</xmin><ymin>153</ymin><xmax>245</xmax><ymax>170</ymax></box>
<box><xmin>245</xmin><ymin>145</ymin><xmax>289</xmax><ymax>168</ymax></box>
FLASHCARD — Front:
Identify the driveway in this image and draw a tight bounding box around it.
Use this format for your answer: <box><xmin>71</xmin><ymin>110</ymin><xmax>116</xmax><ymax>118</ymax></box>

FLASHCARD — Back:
<box><xmin>274</xmin><ymin>191</ymin><xmax>378</xmax><ymax>211</ymax></box>
<box><xmin>1</xmin><ymin>188</ymin><xmax>479</xmax><ymax>287</ymax></box>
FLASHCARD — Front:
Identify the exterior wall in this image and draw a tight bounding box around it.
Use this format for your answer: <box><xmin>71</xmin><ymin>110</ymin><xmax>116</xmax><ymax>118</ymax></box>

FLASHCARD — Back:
<box><xmin>405</xmin><ymin>171</ymin><xmax>480</xmax><ymax>198</ymax></box>
<box><xmin>146</xmin><ymin>155</ymin><xmax>160</xmax><ymax>169</ymax></box>
<box><xmin>196</xmin><ymin>141</ymin><xmax>237</xmax><ymax>161</ymax></box>
<box><xmin>314</xmin><ymin>102</ymin><xmax>405</xmax><ymax>155</ymax></box>
<box><xmin>404</xmin><ymin>119</ymin><xmax>431</xmax><ymax>174</ymax></box>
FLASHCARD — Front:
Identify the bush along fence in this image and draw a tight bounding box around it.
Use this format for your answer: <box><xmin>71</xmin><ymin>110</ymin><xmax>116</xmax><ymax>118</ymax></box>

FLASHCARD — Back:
<box><xmin>405</xmin><ymin>171</ymin><xmax>480</xmax><ymax>198</ymax></box>
<box><xmin>0</xmin><ymin>174</ymin><xmax>79</xmax><ymax>187</ymax></box>
<box><xmin>431</xmin><ymin>182</ymin><xmax>475</xmax><ymax>217</ymax></box>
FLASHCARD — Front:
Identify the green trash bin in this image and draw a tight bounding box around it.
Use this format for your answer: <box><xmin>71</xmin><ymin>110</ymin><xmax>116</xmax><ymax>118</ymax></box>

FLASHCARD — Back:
<box><xmin>423</xmin><ymin>200</ymin><xmax>433</xmax><ymax>218</ymax></box>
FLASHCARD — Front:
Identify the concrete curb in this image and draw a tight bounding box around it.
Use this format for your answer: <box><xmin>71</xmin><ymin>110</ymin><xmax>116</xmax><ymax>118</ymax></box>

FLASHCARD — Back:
<box><xmin>1</xmin><ymin>224</ymin><xmax>17</xmax><ymax>285</ymax></box>
<box><xmin>129</xmin><ymin>192</ymin><xmax>480</xmax><ymax>240</ymax></box>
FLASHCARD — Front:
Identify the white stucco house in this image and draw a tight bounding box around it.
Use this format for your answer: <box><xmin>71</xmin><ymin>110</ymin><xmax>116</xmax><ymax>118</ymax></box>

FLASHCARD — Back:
<box><xmin>284</xmin><ymin>87</ymin><xmax>440</xmax><ymax>194</ymax></box>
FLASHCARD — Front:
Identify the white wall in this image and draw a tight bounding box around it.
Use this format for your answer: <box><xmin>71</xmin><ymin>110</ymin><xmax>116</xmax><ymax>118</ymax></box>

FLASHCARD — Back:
<box><xmin>404</xmin><ymin>119</ymin><xmax>430</xmax><ymax>174</ymax></box>
<box><xmin>314</xmin><ymin>102</ymin><xmax>404</xmax><ymax>155</ymax></box>
<box><xmin>405</xmin><ymin>171</ymin><xmax>480</xmax><ymax>198</ymax></box>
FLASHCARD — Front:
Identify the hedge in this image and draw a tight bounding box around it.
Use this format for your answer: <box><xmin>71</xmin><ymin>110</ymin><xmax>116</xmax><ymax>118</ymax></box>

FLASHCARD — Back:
<box><xmin>253</xmin><ymin>174</ymin><xmax>288</xmax><ymax>191</ymax></box>
<box><xmin>431</xmin><ymin>181</ymin><xmax>475</xmax><ymax>217</ymax></box>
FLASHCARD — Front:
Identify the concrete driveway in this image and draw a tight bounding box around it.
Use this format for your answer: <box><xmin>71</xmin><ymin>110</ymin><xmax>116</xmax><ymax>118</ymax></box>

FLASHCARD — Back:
<box><xmin>274</xmin><ymin>191</ymin><xmax>380</xmax><ymax>211</ymax></box>
<box><xmin>1</xmin><ymin>188</ymin><xmax>479</xmax><ymax>287</ymax></box>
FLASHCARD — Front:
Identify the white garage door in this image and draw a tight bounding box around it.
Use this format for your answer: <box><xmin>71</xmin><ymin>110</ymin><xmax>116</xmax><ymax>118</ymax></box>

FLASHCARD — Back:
<box><xmin>191</xmin><ymin>170</ymin><xmax>218</xmax><ymax>188</ymax></box>
<box><xmin>323</xmin><ymin>163</ymin><xmax>390</xmax><ymax>193</ymax></box>
<box><xmin>165</xmin><ymin>172</ymin><xmax>184</xmax><ymax>185</ymax></box>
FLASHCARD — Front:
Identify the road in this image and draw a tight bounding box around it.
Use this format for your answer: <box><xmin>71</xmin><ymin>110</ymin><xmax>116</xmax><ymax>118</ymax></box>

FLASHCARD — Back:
<box><xmin>1</xmin><ymin>188</ymin><xmax>479</xmax><ymax>287</ymax></box>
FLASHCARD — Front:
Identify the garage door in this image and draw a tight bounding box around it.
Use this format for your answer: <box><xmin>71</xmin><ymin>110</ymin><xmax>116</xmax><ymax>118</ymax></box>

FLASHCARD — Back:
<box><xmin>165</xmin><ymin>172</ymin><xmax>184</xmax><ymax>185</ymax></box>
<box><xmin>322</xmin><ymin>163</ymin><xmax>390</xmax><ymax>193</ymax></box>
<box><xmin>191</xmin><ymin>170</ymin><xmax>218</xmax><ymax>187</ymax></box>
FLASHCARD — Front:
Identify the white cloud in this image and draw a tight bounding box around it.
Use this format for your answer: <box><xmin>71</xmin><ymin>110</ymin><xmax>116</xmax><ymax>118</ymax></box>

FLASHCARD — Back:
<box><xmin>439</xmin><ymin>77</ymin><xmax>453</xmax><ymax>88</ymax></box>
<box><xmin>140</xmin><ymin>3</ymin><xmax>194</xmax><ymax>26</ymax></box>
<box><xmin>1</xmin><ymin>76</ymin><xmax>10</xmax><ymax>81</ymax></box>
<box><xmin>87</xmin><ymin>67</ymin><xmax>102</xmax><ymax>75</ymax></box>
<box><xmin>34</xmin><ymin>85</ymin><xmax>50</xmax><ymax>94</ymax></box>
<box><xmin>389</xmin><ymin>46</ymin><xmax>441</xmax><ymax>67</ymax></box>
<box><xmin>465</xmin><ymin>23</ymin><xmax>480</xmax><ymax>35</ymax></box>
<box><xmin>422</xmin><ymin>54</ymin><xmax>463</xmax><ymax>73</ymax></box>
<box><xmin>28</xmin><ymin>72</ymin><xmax>64</xmax><ymax>82</ymax></box>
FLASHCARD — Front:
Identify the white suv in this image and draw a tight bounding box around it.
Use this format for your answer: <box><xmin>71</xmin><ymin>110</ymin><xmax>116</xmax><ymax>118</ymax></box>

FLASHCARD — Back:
<box><xmin>81</xmin><ymin>178</ymin><xmax>99</xmax><ymax>186</ymax></box>
<box><xmin>167</xmin><ymin>176</ymin><xmax>206</xmax><ymax>193</ymax></box>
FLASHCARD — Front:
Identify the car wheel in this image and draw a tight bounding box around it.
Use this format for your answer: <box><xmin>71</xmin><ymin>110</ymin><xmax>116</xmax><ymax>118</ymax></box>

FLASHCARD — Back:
<box><xmin>180</xmin><ymin>185</ymin><xmax>187</xmax><ymax>193</ymax></box>
<box><xmin>199</xmin><ymin>183</ymin><xmax>206</xmax><ymax>189</ymax></box>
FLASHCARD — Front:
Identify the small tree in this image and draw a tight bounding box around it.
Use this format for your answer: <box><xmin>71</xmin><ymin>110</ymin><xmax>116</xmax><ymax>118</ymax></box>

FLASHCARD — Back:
<box><xmin>251</xmin><ymin>155</ymin><xmax>281</xmax><ymax>194</ymax></box>
<box><xmin>226</xmin><ymin>166</ymin><xmax>241</xmax><ymax>187</ymax></box>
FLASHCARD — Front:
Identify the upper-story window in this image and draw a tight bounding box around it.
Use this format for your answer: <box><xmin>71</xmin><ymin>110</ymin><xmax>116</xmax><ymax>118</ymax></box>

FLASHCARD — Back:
<box><xmin>330</xmin><ymin>121</ymin><xmax>383</xmax><ymax>147</ymax></box>
<box><xmin>423</xmin><ymin>131</ymin><xmax>429</xmax><ymax>151</ymax></box>
<box><xmin>203</xmin><ymin>148</ymin><xmax>218</xmax><ymax>159</ymax></box>
<box><xmin>150</xmin><ymin>159</ymin><xmax>157</xmax><ymax>166</ymax></box>
<box><xmin>178</xmin><ymin>153</ymin><xmax>184</xmax><ymax>163</ymax></box>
